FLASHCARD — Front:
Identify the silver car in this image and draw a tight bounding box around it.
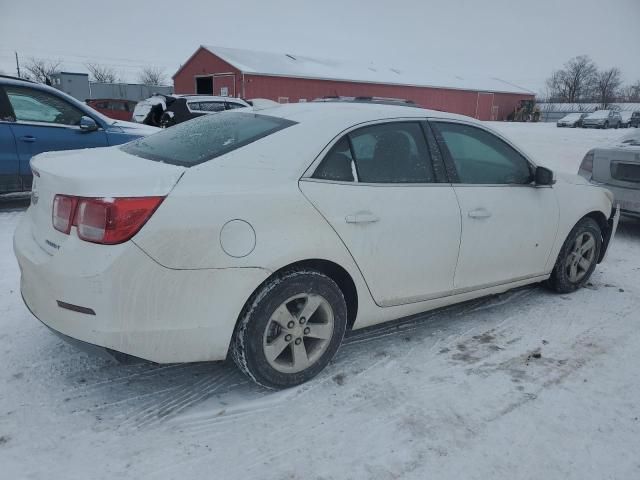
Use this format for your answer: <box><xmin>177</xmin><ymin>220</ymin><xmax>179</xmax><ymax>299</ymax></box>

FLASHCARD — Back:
<box><xmin>578</xmin><ymin>129</ymin><xmax>640</xmax><ymax>218</ymax></box>
<box><xmin>582</xmin><ymin>110</ymin><xmax>622</xmax><ymax>129</ymax></box>
<box><xmin>557</xmin><ymin>112</ymin><xmax>588</xmax><ymax>128</ymax></box>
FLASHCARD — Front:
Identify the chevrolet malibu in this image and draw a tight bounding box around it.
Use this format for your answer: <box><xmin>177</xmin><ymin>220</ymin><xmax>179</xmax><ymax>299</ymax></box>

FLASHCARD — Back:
<box><xmin>14</xmin><ymin>102</ymin><xmax>619</xmax><ymax>389</ymax></box>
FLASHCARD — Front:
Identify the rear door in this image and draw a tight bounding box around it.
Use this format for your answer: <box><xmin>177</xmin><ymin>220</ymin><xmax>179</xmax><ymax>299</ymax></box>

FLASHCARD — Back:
<box><xmin>300</xmin><ymin>120</ymin><xmax>462</xmax><ymax>307</ymax></box>
<box><xmin>5</xmin><ymin>85</ymin><xmax>108</xmax><ymax>189</ymax></box>
<box><xmin>0</xmin><ymin>86</ymin><xmax>19</xmax><ymax>192</ymax></box>
<box><xmin>430</xmin><ymin>120</ymin><xmax>558</xmax><ymax>289</ymax></box>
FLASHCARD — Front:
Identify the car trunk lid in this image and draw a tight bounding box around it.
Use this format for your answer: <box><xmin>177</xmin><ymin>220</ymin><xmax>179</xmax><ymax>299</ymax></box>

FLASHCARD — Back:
<box><xmin>591</xmin><ymin>146</ymin><xmax>640</xmax><ymax>188</ymax></box>
<box><xmin>28</xmin><ymin>146</ymin><xmax>185</xmax><ymax>255</ymax></box>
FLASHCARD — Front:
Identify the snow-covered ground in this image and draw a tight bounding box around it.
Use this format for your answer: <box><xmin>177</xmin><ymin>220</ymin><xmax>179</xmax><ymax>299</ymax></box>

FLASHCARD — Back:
<box><xmin>1</xmin><ymin>123</ymin><xmax>639</xmax><ymax>479</ymax></box>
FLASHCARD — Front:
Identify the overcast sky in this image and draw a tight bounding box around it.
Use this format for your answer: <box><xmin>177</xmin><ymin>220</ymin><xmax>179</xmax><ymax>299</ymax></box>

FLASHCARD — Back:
<box><xmin>1</xmin><ymin>0</ymin><xmax>639</xmax><ymax>95</ymax></box>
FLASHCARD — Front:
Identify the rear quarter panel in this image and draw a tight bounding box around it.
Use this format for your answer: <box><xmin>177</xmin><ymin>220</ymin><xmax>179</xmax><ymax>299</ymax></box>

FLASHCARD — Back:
<box><xmin>131</xmin><ymin>146</ymin><xmax>378</xmax><ymax>322</ymax></box>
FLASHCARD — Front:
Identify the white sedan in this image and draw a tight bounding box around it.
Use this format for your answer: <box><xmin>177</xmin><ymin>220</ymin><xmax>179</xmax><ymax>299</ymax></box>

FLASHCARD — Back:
<box><xmin>14</xmin><ymin>102</ymin><xmax>619</xmax><ymax>389</ymax></box>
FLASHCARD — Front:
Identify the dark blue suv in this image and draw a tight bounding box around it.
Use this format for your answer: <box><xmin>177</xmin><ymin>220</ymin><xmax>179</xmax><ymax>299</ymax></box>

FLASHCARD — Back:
<box><xmin>0</xmin><ymin>76</ymin><xmax>158</xmax><ymax>194</ymax></box>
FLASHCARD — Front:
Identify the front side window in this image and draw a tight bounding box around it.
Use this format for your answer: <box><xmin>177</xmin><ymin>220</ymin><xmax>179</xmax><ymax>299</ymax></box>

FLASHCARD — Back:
<box><xmin>121</xmin><ymin>112</ymin><xmax>297</xmax><ymax>167</ymax></box>
<box><xmin>5</xmin><ymin>86</ymin><xmax>83</xmax><ymax>126</ymax></box>
<box><xmin>313</xmin><ymin>122</ymin><xmax>435</xmax><ymax>184</ymax></box>
<box><xmin>432</xmin><ymin>122</ymin><xmax>533</xmax><ymax>185</ymax></box>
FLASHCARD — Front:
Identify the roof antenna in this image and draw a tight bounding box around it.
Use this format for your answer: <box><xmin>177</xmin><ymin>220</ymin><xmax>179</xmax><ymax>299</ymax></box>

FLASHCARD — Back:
<box><xmin>285</xmin><ymin>54</ymin><xmax>296</xmax><ymax>61</ymax></box>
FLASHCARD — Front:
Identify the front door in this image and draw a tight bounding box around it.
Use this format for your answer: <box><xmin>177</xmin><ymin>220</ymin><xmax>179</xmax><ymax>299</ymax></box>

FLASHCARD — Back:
<box><xmin>300</xmin><ymin>121</ymin><xmax>462</xmax><ymax>307</ymax></box>
<box><xmin>4</xmin><ymin>85</ymin><xmax>108</xmax><ymax>189</ymax></box>
<box><xmin>431</xmin><ymin>120</ymin><xmax>558</xmax><ymax>289</ymax></box>
<box><xmin>0</xmin><ymin>122</ymin><xmax>19</xmax><ymax>192</ymax></box>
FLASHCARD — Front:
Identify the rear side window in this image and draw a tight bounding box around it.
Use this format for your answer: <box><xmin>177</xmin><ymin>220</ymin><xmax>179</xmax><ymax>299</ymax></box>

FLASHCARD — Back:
<box><xmin>189</xmin><ymin>101</ymin><xmax>225</xmax><ymax>112</ymax></box>
<box><xmin>121</xmin><ymin>112</ymin><xmax>297</xmax><ymax>167</ymax></box>
<box><xmin>313</xmin><ymin>122</ymin><xmax>435</xmax><ymax>183</ymax></box>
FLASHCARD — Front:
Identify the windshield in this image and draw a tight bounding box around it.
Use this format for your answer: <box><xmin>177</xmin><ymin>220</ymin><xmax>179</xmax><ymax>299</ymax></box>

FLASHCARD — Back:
<box><xmin>561</xmin><ymin>113</ymin><xmax>581</xmax><ymax>120</ymax></box>
<box><xmin>120</xmin><ymin>112</ymin><xmax>297</xmax><ymax>166</ymax></box>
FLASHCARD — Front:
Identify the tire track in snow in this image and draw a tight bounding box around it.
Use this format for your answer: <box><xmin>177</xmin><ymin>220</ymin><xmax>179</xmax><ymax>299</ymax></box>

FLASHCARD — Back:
<box><xmin>118</xmin><ymin>370</ymin><xmax>239</xmax><ymax>430</ymax></box>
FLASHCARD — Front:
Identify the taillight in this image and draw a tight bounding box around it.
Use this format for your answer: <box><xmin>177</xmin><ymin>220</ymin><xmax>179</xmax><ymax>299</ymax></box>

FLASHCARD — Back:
<box><xmin>580</xmin><ymin>150</ymin><xmax>594</xmax><ymax>173</ymax></box>
<box><xmin>52</xmin><ymin>195</ymin><xmax>77</xmax><ymax>234</ymax></box>
<box><xmin>52</xmin><ymin>196</ymin><xmax>164</xmax><ymax>245</ymax></box>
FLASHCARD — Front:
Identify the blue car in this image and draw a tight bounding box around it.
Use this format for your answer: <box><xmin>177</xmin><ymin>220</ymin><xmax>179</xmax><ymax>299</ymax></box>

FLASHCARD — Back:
<box><xmin>0</xmin><ymin>76</ymin><xmax>158</xmax><ymax>194</ymax></box>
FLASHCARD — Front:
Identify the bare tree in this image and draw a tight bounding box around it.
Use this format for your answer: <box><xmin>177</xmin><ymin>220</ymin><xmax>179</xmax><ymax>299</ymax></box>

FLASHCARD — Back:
<box><xmin>545</xmin><ymin>55</ymin><xmax>598</xmax><ymax>103</ymax></box>
<box><xmin>23</xmin><ymin>57</ymin><xmax>62</xmax><ymax>84</ymax></box>
<box><xmin>86</xmin><ymin>63</ymin><xmax>119</xmax><ymax>83</ymax></box>
<box><xmin>594</xmin><ymin>68</ymin><xmax>622</xmax><ymax>107</ymax></box>
<box><xmin>137</xmin><ymin>66</ymin><xmax>166</xmax><ymax>86</ymax></box>
<box><xmin>620</xmin><ymin>81</ymin><xmax>640</xmax><ymax>102</ymax></box>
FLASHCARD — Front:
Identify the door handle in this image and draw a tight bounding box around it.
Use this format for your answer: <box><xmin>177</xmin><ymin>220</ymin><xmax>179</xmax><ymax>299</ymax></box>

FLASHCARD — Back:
<box><xmin>345</xmin><ymin>212</ymin><xmax>379</xmax><ymax>224</ymax></box>
<box><xmin>20</xmin><ymin>135</ymin><xmax>36</xmax><ymax>143</ymax></box>
<box><xmin>468</xmin><ymin>208</ymin><xmax>492</xmax><ymax>219</ymax></box>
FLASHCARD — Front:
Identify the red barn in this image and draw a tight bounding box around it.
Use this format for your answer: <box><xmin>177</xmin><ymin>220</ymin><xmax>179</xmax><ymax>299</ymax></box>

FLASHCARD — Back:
<box><xmin>173</xmin><ymin>46</ymin><xmax>534</xmax><ymax>121</ymax></box>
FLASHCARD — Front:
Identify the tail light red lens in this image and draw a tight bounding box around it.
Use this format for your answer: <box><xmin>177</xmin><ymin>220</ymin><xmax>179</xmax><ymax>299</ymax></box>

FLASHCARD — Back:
<box><xmin>52</xmin><ymin>195</ymin><xmax>164</xmax><ymax>245</ymax></box>
<box><xmin>52</xmin><ymin>195</ymin><xmax>77</xmax><ymax>234</ymax></box>
<box><xmin>581</xmin><ymin>151</ymin><xmax>594</xmax><ymax>173</ymax></box>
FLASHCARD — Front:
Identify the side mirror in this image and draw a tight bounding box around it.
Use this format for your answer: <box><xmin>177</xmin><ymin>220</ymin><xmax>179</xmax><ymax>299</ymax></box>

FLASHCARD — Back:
<box><xmin>79</xmin><ymin>116</ymin><xmax>98</xmax><ymax>132</ymax></box>
<box><xmin>535</xmin><ymin>166</ymin><xmax>555</xmax><ymax>186</ymax></box>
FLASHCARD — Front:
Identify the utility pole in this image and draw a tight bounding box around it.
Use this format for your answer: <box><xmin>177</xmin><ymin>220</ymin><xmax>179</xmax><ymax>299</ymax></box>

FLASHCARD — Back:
<box><xmin>15</xmin><ymin>51</ymin><xmax>21</xmax><ymax>78</ymax></box>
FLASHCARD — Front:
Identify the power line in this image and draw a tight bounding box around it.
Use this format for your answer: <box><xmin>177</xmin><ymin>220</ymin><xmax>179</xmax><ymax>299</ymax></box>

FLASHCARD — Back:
<box><xmin>0</xmin><ymin>46</ymin><xmax>177</xmax><ymax>68</ymax></box>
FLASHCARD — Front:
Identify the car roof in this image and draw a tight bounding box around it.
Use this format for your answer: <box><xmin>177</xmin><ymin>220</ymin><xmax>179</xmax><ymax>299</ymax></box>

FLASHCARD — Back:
<box><xmin>175</xmin><ymin>94</ymin><xmax>247</xmax><ymax>103</ymax></box>
<box><xmin>254</xmin><ymin>101</ymin><xmax>477</xmax><ymax>128</ymax></box>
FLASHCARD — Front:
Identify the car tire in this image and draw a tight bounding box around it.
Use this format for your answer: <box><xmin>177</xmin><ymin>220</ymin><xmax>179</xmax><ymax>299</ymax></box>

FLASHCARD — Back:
<box><xmin>547</xmin><ymin>217</ymin><xmax>602</xmax><ymax>294</ymax></box>
<box><xmin>231</xmin><ymin>269</ymin><xmax>347</xmax><ymax>389</ymax></box>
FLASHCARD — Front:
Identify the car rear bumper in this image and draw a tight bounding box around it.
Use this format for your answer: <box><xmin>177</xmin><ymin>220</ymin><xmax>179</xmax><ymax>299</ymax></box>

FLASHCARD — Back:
<box><xmin>590</xmin><ymin>183</ymin><xmax>640</xmax><ymax>216</ymax></box>
<box><xmin>14</xmin><ymin>214</ymin><xmax>270</xmax><ymax>363</ymax></box>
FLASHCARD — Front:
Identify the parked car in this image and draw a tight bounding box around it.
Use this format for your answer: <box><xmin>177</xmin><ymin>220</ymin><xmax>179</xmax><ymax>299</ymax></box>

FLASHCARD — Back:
<box><xmin>86</xmin><ymin>99</ymin><xmax>137</xmax><ymax>121</ymax></box>
<box><xmin>582</xmin><ymin>110</ymin><xmax>622</xmax><ymax>129</ymax></box>
<box><xmin>14</xmin><ymin>102</ymin><xmax>618</xmax><ymax>389</ymax></box>
<box><xmin>630</xmin><ymin>111</ymin><xmax>640</xmax><ymax>128</ymax></box>
<box><xmin>132</xmin><ymin>94</ymin><xmax>250</xmax><ymax>127</ymax></box>
<box><xmin>619</xmin><ymin>110</ymin><xmax>640</xmax><ymax>128</ymax></box>
<box><xmin>0</xmin><ymin>76</ymin><xmax>158</xmax><ymax>194</ymax></box>
<box><xmin>556</xmin><ymin>112</ymin><xmax>588</xmax><ymax>128</ymax></box>
<box><xmin>578</xmin><ymin>129</ymin><xmax>640</xmax><ymax>218</ymax></box>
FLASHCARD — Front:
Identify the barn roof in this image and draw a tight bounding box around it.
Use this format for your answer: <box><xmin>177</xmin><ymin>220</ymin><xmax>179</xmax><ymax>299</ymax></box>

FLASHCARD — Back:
<box><xmin>196</xmin><ymin>45</ymin><xmax>533</xmax><ymax>96</ymax></box>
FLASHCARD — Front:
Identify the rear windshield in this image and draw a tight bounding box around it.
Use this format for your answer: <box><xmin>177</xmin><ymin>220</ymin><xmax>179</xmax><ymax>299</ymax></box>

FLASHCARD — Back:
<box><xmin>121</xmin><ymin>112</ymin><xmax>297</xmax><ymax>166</ymax></box>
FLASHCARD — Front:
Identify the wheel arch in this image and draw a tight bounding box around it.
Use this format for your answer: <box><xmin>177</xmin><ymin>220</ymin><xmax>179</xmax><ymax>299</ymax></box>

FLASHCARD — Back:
<box><xmin>238</xmin><ymin>258</ymin><xmax>360</xmax><ymax>332</ymax></box>
<box><xmin>581</xmin><ymin>210</ymin><xmax>613</xmax><ymax>263</ymax></box>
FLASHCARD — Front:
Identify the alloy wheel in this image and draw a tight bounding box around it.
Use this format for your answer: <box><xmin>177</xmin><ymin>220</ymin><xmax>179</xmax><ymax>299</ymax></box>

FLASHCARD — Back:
<box><xmin>262</xmin><ymin>293</ymin><xmax>334</xmax><ymax>373</ymax></box>
<box><xmin>565</xmin><ymin>232</ymin><xmax>597</xmax><ymax>283</ymax></box>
